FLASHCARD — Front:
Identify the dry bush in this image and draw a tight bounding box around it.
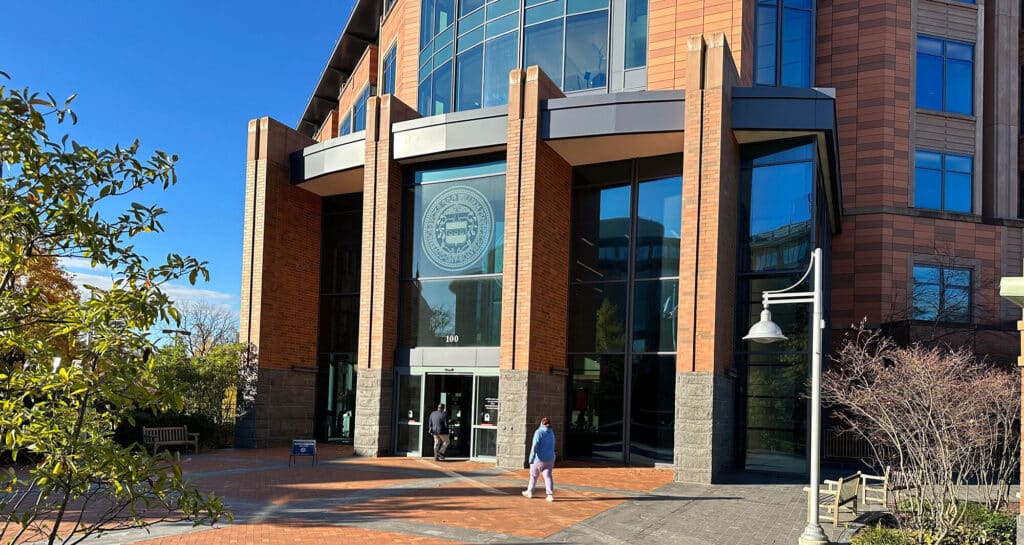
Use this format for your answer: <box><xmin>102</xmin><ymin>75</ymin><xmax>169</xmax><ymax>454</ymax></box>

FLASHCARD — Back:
<box><xmin>823</xmin><ymin>324</ymin><xmax>1020</xmax><ymax>544</ymax></box>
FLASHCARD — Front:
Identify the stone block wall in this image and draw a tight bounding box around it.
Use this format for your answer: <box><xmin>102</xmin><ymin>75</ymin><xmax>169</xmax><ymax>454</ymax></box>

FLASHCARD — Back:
<box><xmin>496</xmin><ymin>370</ymin><xmax>566</xmax><ymax>470</ymax></box>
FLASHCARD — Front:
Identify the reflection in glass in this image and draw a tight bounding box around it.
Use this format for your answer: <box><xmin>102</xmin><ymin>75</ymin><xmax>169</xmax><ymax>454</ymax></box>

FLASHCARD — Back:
<box><xmin>525</xmin><ymin>19</ymin><xmax>564</xmax><ymax>88</ymax></box>
<box><xmin>632</xmin><ymin>280</ymin><xmax>678</xmax><ymax>353</ymax></box>
<box><xmin>635</xmin><ymin>176</ymin><xmax>681</xmax><ymax>278</ymax></box>
<box><xmin>624</xmin><ymin>0</ymin><xmax>647</xmax><ymax>69</ymax></box>
<box><xmin>567</xmin><ymin>355</ymin><xmax>624</xmax><ymax>461</ymax></box>
<box><xmin>630</xmin><ymin>355</ymin><xmax>674</xmax><ymax>464</ymax></box>
<box><xmin>484</xmin><ymin>32</ymin><xmax>517</xmax><ymax>107</ymax></box>
<box><xmin>912</xmin><ymin>264</ymin><xmax>971</xmax><ymax>322</ymax></box>
<box><xmin>456</xmin><ymin>45</ymin><xmax>484</xmax><ymax>111</ymax></box>
<box><xmin>568</xmin><ymin>282</ymin><xmax>628</xmax><ymax>353</ymax></box>
<box><xmin>744</xmin><ymin>353</ymin><xmax>807</xmax><ymax>473</ymax></box>
<box><xmin>571</xmin><ymin>184</ymin><xmax>631</xmax><ymax>282</ymax></box>
<box><xmin>402</xmin><ymin>278</ymin><xmax>503</xmax><ymax>347</ymax></box>
<box><xmin>563</xmin><ymin>11</ymin><xmax>609</xmax><ymax>91</ymax></box>
<box><xmin>741</xmin><ymin>142</ymin><xmax>814</xmax><ymax>273</ymax></box>
<box><xmin>318</xmin><ymin>295</ymin><xmax>360</xmax><ymax>354</ymax></box>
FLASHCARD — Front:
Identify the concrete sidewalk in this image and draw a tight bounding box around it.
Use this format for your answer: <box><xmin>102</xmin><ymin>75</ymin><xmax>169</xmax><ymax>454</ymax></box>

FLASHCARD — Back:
<box><xmin>45</xmin><ymin>447</ymin><xmax>851</xmax><ymax>545</ymax></box>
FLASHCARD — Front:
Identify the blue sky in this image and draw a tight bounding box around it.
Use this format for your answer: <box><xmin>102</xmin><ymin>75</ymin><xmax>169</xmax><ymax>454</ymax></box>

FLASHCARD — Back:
<box><xmin>2</xmin><ymin>1</ymin><xmax>354</xmax><ymax>315</ymax></box>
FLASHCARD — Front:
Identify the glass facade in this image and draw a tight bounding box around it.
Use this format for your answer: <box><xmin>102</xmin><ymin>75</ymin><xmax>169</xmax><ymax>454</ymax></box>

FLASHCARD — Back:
<box><xmin>400</xmin><ymin>159</ymin><xmax>506</xmax><ymax>347</ymax></box>
<box><xmin>913</xmin><ymin>150</ymin><xmax>972</xmax><ymax>213</ymax></box>
<box><xmin>916</xmin><ymin>35</ymin><xmax>974</xmax><ymax>115</ymax></box>
<box><xmin>566</xmin><ymin>154</ymin><xmax>682</xmax><ymax>465</ymax></box>
<box><xmin>754</xmin><ymin>0</ymin><xmax>814</xmax><ymax>87</ymax></box>
<box><xmin>737</xmin><ymin>139</ymin><xmax>820</xmax><ymax>474</ymax></box>
<box><xmin>912</xmin><ymin>264</ymin><xmax>971</xmax><ymax>322</ymax></box>
<box><xmin>419</xmin><ymin>0</ymin><xmax>609</xmax><ymax>115</ymax></box>
<box><xmin>315</xmin><ymin>194</ymin><xmax>362</xmax><ymax>443</ymax></box>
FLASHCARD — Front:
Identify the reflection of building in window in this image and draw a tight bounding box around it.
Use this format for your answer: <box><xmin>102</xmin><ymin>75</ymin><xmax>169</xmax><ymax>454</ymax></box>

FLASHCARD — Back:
<box><xmin>912</xmin><ymin>264</ymin><xmax>972</xmax><ymax>323</ymax></box>
<box><xmin>748</xmin><ymin>219</ymin><xmax>811</xmax><ymax>272</ymax></box>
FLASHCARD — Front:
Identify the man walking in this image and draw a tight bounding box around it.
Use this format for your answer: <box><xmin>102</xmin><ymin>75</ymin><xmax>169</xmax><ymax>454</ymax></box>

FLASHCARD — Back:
<box><xmin>428</xmin><ymin>403</ymin><xmax>450</xmax><ymax>461</ymax></box>
<box><xmin>522</xmin><ymin>417</ymin><xmax>556</xmax><ymax>501</ymax></box>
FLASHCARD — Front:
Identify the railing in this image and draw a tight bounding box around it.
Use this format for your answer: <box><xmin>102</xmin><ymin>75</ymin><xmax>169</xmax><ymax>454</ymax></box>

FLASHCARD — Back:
<box><xmin>824</xmin><ymin>429</ymin><xmax>874</xmax><ymax>462</ymax></box>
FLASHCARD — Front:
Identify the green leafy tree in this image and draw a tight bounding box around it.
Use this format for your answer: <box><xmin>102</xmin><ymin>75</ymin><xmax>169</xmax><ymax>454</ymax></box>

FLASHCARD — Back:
<box><xmin>0</xmin><ymin>75</ymin><xmax>228</xmax><ymax>544</ymax></box>
<box><xmin>154</xmin><ymin>340</ymin><xmax>247</xmax><ymax>424</ymax></box>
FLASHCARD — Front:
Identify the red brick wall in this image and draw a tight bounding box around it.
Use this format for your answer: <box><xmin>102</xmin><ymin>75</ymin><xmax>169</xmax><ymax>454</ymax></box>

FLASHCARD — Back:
<box><xmin>358</xmin><ymin>95</ymin><xmax>419</xmax><ymax>370</ymax></box>
<box><xmin>379</xmin><ymin>0</ymin><xmax>421</xmax><ymax>108</ymax></box>
<box><xmin>500</xmin><ymin>67</ymin><xmax>572</xmax><ymax>373</ymax></box>
<box><xmin>648</xmin><ymin>0</ymin><xmax>753</xmax><ymax>90</ymax></box>
<box><xmin>677</xmin><ymin>34</ymin><xmax>739</xmax><ymax>374</ymax></box>
<box><xmin>240</xmin><ymin>118</ymin><xmax>322</xmax><ymax>371</ymax></box>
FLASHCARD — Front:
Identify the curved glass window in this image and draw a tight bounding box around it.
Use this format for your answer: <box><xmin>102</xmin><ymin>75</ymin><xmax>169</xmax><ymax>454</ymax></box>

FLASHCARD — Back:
<box><xmin>400</xmin><ymin>159</ymin><xmax>506</xmax><ymax>348</ymax></box>
<box><xmin>419</xmin><ymin>0</ymin><xmax>609</xmax><ymax>115</ymax></box>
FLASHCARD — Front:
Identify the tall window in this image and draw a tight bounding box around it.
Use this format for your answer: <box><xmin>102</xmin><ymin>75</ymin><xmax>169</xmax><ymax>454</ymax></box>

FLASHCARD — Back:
<box><xmin>400</xmin><ymin>159</ymin><xmax>506</xmax><ymax>347</ymax></box>
<box><xmin>754</xmin><ymin>0</ymin><xmax>814</xmax><ymax>87</ymax></box>
<box><xmin>566</xmin><ymin>154</ymin><xmax>682</xmax><ymax>465</ymax></box>
<box><xmin>382</xmin><ymin>46</ymin><xmax>397</xmax><ymax>96</ymax></box>
<box><xmin>624</xmin><ymin>0</ymin><xmax>648</xmax><ymax>69</ymax></box>
<box><xmin>315</xmin><ymin>194</ymin><xmax>362</xmax><ymax>443</ymax></box>
<box><xmin>914</xmin><ymin>150</ymin><xmax>972</xmax><ymax>213</ymax></box>
<box><xmin>737</xmin><ymin>139</ymin><xmax>818</xmax><ymax>474</ymax></box>
<box><xmin>912</xmin><ymin>264</ymin><xmax>971</xmax><ymax>322</ymax></box>
<box><xmin>916</xmin><ymin>36</ymin><xmax>973</xmax><ymax>115</ymax></box>
<box><xmin>419</xmin><ymin>0</ymin><xmax>609</xmax><ymax>115</ymax></box>
<box><xmin>338</xmin><ymin>86</ymin><xmax>372</xmax><ymax>136</ymax></box>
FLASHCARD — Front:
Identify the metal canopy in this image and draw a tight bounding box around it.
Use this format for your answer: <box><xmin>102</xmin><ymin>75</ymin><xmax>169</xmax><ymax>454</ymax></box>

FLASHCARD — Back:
<box><xmin>296</xmin><ymin>0</ymin><xmax>382</xmax><ymax>137</ymax></box>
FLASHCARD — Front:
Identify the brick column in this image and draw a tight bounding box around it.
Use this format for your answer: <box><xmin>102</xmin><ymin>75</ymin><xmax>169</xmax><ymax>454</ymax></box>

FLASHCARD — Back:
<box><xmin>239</xmin><ymin>118</ymin><xmax>321</xmax><ymax>447</ymax></box>
<box><xmin>496</xmin><ymin>66</ymin><xmax>573</xmax><ymax>470</ymax></box>
<box><xmin>354</xmin><ymin>95</ymin><xmax>418</xmax><ymax>456</ymax></box>
<box><xmin>673</xmin><ymin>33</ymin><xmax>739</xmax><ymax>483</ymax></box>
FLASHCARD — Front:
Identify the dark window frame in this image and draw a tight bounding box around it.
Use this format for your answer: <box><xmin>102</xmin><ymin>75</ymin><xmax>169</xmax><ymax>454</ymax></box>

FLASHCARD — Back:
<box><xmin>913</xmin><ymin>149</ymin><xmax>973</xmax><ymax>213</ymax></box>
<box><xmin>754</xmin><ymin>0</ymin><xmax>815</xmax><ymax>87</ymax></box>
<box><xmin>911</xmin><ymin>263</ymin><xmax>973</xmax><ymax>323</ymax></box>
<box><xmin>916</xmin><ymin>34</ymin><xmax>974</xmax><ymax>115</ymax></box>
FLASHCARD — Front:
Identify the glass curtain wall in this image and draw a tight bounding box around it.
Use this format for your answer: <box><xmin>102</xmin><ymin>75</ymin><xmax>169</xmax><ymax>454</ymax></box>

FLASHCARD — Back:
<box><xmin>566</xmin><ymin>154</ymin><xmax>681</xmax><ymax>465</ymax></box>
<box><xmin>419</xmin><ymin>0</ymin><xmax>610</xmax><ymax>115</ymax></box>
<box><xmin>315</xmin><ymin>194</ymin><xmax>363</xmax><ymax>443</ymax></box>
<box><xmin>736</xmin><ymin>139</ymin><xmax>819</xmax><ymax>473</ymax></box>
<box><xmin>400</xmin><ymin>159</ymin><xmax>506</xmax><ymax>347</ymax></box>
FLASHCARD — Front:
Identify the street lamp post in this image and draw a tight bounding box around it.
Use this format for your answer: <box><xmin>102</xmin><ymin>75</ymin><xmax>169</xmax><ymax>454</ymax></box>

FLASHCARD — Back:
<box><xmin>743</xmin><ymin>247</ymin><xmax>827</xmax><ymax>545</ymax></box>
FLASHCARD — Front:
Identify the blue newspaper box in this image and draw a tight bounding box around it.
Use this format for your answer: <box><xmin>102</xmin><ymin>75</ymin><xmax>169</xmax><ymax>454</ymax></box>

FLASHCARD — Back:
<box><xmin>289</xmin><ymin>439</ymin><xmax>318</xmax><ymax>466</ymax></box>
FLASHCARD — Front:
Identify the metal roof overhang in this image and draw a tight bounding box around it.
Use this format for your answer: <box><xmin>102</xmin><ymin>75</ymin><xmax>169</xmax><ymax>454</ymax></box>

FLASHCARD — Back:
<box><xmin>296</xmin><ymin>0</ymin><xmax>381</xmax><ymax>138</ymax></box>
<box><xmin>732</xmin><ymin>86</ymin><xmax>843</xmax><ymax>235</ymax></box>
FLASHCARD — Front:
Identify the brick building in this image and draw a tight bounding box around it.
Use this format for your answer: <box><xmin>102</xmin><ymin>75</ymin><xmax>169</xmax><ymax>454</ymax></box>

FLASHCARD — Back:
<box><xmin>239</xmin><ymin>0</ymin><xmax>1022</xmax><ymax>480</ymax></box>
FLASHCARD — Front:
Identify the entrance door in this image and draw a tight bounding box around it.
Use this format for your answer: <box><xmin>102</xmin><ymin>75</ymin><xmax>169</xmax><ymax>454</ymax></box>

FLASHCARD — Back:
<box><xmin>424</xmin><ymin>374</ymin><xmax>473</xmax><ymax>458</ymax></box>
<box><xmin>316</xmin><ymin>353</ymin><xmax>357</xmax><ymax>443</ymax></box>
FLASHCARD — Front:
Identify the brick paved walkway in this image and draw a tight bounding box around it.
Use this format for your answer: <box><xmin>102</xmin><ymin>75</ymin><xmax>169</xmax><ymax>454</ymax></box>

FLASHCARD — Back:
<box><xmin>28</xmin><ymin>447</ymin><xmax>853</xmax><ymax>545</ymax></box>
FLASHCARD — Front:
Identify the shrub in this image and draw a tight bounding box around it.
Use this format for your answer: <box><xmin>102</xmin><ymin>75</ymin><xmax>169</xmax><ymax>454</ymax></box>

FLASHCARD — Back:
<box><xmin>116</xmin><ymin>410</ymin><xmax>234</xmax><ymax>451</ymax></box>
<box><xmin>852</xmin><ymin>525</ymin><xmax>910</xmax><ymax>545</ymax></box>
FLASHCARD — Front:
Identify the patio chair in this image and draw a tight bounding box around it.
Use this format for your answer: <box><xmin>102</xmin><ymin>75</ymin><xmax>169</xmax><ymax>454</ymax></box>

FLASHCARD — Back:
<box><xmin>860</xmin><ymin>466</ymin><xmax>889</xmax><ymax>507</ymax></box>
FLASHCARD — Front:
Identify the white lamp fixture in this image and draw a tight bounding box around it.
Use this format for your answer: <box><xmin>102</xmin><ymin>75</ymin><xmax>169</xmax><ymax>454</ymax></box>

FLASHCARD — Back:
<box><xmin>743</xmin><ymin>247</ymin><xmax>827</xmax><ymax>545</ymax></box>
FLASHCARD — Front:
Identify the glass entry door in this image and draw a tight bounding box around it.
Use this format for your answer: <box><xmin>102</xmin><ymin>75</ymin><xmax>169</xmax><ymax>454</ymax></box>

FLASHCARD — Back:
<box><xmin>423</xmin><ymin>374</ymin><xmax>473</xmax><ymax>458</ymax></box>
<box><xmin>316</xmin><ymin>353</ymin><xmax>357</xmax><ymax>443</ymax></box>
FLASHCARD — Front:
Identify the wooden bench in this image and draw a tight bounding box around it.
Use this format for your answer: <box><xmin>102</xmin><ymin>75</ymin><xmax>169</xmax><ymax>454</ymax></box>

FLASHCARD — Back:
<box><xmin>806</xmin><ymin>472</ymin><xmax>861</xmax><ymax>527</ymax></box>
<box><xmin>142</xmin><ymin>426</ymin><xmax>199</xmax><ymax>455</ymax></box>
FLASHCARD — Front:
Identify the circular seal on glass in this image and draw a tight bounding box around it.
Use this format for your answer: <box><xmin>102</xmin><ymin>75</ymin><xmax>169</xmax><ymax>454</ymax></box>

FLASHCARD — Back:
<box><xmin>421</xmin><ymin>186</ymin><xmax>494</xmax><ymax>272</ymax></box>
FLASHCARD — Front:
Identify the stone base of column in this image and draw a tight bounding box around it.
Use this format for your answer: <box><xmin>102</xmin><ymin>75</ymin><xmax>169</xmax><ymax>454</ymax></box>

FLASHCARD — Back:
<box><xmin>1016</xmin><ymin>514</ymin><xmax>1024</xmax><ymax>545</ymax></box>
<box><xmin>674</xmin><ymin>371</ymin><xmax>735</xmax><ymax>483</ymax></box>
<box><xmin>354</xmin><ymin>368</ymin><xmax>394</xmax><ymax>456</ymax></box>
<box><xmin>235</xmin><ymin>367</ymin><xmax>317</xmax><ymax>448</ymax></box>
<box><xmin>496</xmin><ymin>369</ymin><xmax>566</xmax><ymax>470</ymax></box>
